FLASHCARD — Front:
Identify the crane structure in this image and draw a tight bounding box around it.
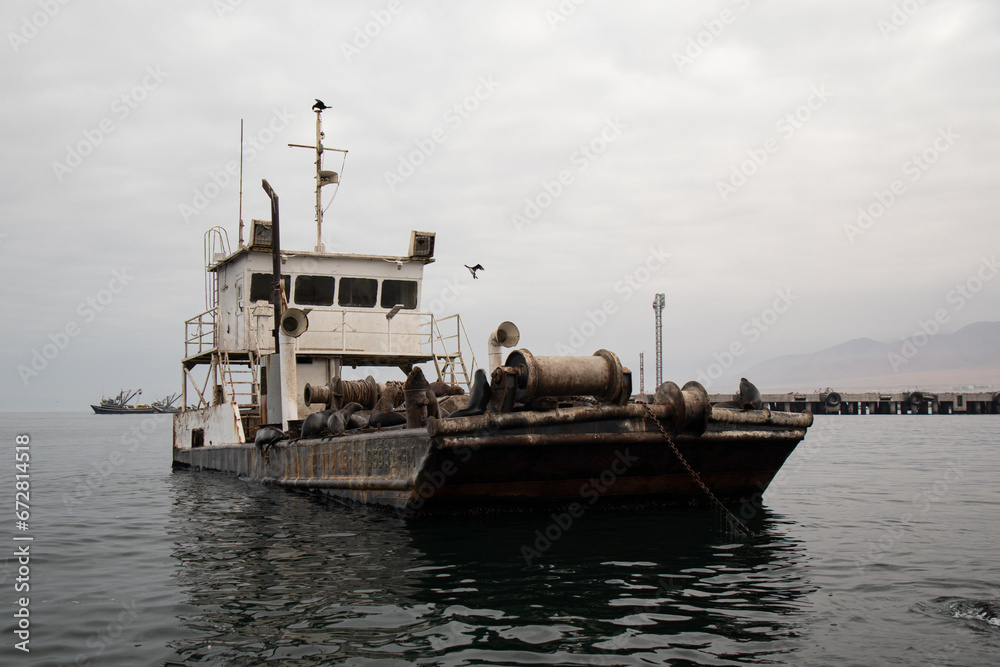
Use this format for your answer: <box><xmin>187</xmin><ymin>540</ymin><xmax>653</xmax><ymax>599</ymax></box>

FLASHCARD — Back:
<box><xmin>652</xmin><ymin>293</ymin><xmax>665</xmax><ymax>388</ymax></box>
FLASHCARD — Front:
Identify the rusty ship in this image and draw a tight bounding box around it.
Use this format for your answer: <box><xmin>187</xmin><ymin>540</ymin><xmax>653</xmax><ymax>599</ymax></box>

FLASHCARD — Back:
<box><xmin>172</xmin><ymin>103</ymin><xmax>813</xmax><ymax>517</ymax></box>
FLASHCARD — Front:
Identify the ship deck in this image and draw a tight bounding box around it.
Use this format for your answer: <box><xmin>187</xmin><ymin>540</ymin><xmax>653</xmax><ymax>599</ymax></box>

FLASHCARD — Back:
<box><xmin>173</xmin><ymin>404</ymin><xmax>812</xmax><ymax>515</ymax></box>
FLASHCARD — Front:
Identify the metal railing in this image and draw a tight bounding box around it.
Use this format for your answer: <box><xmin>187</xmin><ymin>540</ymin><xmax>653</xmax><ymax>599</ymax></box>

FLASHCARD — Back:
<box><xmin>182</xmin><ymin>306</ymin><xmax>478</xmax><ymax>389</ymax></box>
<box><xmin>422</xmin><ymin>313</ymin><xmax>478</xmax><ymax>388</ymax></box>
<box><xmin>203</xmin><ymin>226</ymin><xmax>230</xmax><ymax>311</ymax></box>
<box><xmin>248</xmin><ymin>307</ymin><xmax>434</xmax><ymax>357</ymax></box>
<box><xmin>184</xmin><ymin>308</ymin><xmax>217</xmax><ymax>358</ymax></box>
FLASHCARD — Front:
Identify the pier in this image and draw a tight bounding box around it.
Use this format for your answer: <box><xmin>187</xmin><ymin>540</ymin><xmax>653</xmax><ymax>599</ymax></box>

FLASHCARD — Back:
<box><xmin>704</xmin><ymin>390</ymin><xmax>1000</xmax><ymax>415</ymax></box>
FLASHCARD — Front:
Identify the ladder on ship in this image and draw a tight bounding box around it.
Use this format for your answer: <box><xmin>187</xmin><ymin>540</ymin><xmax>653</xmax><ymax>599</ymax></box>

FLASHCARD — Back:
<box><xmin>220</xmin><ymin>350</ymin><xmax>261</xmax><ymax>410</ymax></box>
<box><xmin>427</xmin><ymin>314</ymin><xmax>476</xmax><ymax>390</ymax></box>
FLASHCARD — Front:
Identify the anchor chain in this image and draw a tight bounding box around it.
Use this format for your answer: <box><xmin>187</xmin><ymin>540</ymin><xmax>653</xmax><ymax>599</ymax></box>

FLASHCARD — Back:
<box><xmin>638</xmin><ymin>401</ymin><xmax>755</xmax><ymax>538</ymax></box>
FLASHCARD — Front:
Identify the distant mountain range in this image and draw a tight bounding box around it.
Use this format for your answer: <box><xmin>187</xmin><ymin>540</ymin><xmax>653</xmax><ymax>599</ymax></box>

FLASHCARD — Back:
<box><xmin>737</xmin><ymin>321</ymin><xmax>1000</xmax><ymax>392</ymax></box>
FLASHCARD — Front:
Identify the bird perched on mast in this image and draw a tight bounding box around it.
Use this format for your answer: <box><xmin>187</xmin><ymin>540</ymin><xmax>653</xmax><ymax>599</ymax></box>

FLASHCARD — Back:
<box><xmin>312</xmin><ymin>99</ymin><xmax>330</xmax><ymax>112</ymax></box>
<box><xmin>465</xmin><ymin>264</ymin><xmax>484</xmax><ymax>279</ymax></box>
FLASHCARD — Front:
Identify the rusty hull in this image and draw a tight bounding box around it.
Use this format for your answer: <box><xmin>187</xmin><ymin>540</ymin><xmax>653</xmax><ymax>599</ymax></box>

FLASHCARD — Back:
<box><xmin>173</xmin><ymin>428</ymin><xmax>430</xmax><ymax>509</ymax></box>
<box><xmin>173</xmin><ymin>403</ymin><xmax>812</xmax><ymax>515</ymax></box>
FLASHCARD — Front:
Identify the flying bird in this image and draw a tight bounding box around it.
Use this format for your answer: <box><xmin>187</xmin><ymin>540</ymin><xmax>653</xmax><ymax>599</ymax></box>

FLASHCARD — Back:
<box><xmin>465</xmin><ymin>264</ymin><xmax>484</xmax><ymax>279</ymax></box>
<box><xmin>312</xmin><ymin>99</ymin><xmax>330</xmax><ymax>111</ymax></box>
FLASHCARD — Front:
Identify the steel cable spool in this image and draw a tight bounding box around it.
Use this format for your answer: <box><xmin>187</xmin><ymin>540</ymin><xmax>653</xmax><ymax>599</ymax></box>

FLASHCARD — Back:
<box><xmin>305</xmin><ymin>376</ymin><xmax>381</xmax><ymax>410</ymax></box>
<box><xmin>339</xmin><ymin>376</ymin><xmax>380</xmax><ymax>408</ymax></box>
<box><xmin>503</xmin><ymin>349</ymin><xmax>627</xmax><ymax>405</ymax></box>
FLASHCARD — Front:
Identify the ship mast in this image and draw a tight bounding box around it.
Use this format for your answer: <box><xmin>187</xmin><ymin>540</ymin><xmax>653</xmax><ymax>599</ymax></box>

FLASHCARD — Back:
<box><xmin>289</xmin><ymin>102</ymin><xmax>347</xmax><ymax>253</ymax></box>
<box><xmin>313</xmin><ymin>110</ymin><xmax>323</xmax><ymax>251</ymax></box>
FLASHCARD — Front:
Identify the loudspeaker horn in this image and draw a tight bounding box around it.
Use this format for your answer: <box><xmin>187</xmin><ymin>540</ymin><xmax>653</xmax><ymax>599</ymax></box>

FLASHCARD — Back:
<box><xmin>493</xmin><ymin>322</ymin><xmax>521</xmax><ymax>347</ymax></box>
<box><xmin>280</xmin><ymin>308</ymin><xmax>309</xmax><ymax>338</ymax></box>
<box><xmin>488</xmin><ymin>321</ymin><xmax>521</xmax><ymax>373</ymax></box>
<box><xmin>493</xmin><ymin>321</ymin><xmax>520</xmax><ymax>348</ymax></box>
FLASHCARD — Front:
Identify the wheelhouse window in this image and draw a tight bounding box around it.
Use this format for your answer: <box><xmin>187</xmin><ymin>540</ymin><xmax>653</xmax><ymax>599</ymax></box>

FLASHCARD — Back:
<box><xmin>380</xmin><ymin>280</ymin><xmax>418</xmax><ymax>309</ymax></box>
<box><xmin>338</xmin><ymin>277</ymin><xmax>378</xmax><ymax>308</ymax></box>
<box><xmin>249</xmin><ymin>273</ymin><xmax>289</xmax><ymax>302</ymax></box>
<box><xmin>294</xmin><ymin>275</ymin><xmax>336</xmax><ymax>306</ymax></box>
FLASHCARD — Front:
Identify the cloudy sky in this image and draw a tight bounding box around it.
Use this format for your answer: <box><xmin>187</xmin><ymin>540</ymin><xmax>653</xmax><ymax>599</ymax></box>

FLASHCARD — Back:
<box><xmin>2</xmin><ymin>0</ymin><xmax>998</xmax><ymax>411</ymax></box>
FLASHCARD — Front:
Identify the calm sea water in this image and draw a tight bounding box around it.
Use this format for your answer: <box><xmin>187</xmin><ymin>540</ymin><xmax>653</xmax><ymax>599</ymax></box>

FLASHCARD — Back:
<box><xmin>1</xmin><ymin>412</ymin><xmax>998</xmax><ymax>666</ymax></box>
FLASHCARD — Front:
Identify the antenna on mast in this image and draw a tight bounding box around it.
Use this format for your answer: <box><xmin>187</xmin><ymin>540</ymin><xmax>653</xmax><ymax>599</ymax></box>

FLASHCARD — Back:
<box><xmin>238</xmin><ymin>118</ymin><xmax>245</xmax><ymax>248</ymax></box>
<box><xmin>289</xmin><ymin>100</ymin><xmax>348</xmax><ymax>253</ymax></box>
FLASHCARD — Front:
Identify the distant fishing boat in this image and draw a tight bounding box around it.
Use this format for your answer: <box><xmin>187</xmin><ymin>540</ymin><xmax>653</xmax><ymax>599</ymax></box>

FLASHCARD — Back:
<box><xmin>92</xmin><ymin>390</ymin><xmax>181</xmax><ymax>414</ymax></box>
<box><xmin>151</xmin><ymin>393</ymin><xmax>182</xmax><ymax>413</ymax></box>
<box><xmin>91</xmin><ymin>389</ymin><xmax>153</xmax><ymax>414</ymax></box>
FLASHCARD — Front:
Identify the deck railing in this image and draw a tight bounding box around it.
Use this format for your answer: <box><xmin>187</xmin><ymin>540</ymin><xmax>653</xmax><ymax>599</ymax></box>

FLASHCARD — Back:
<box><xmin>181</xmin><ymin>306</ymin><xmax>478</xmax><ymax>388</ymax></box>
<box><xmin>184</xmin><ymin>308</ymin><xmax>217</xmax><ymax>358</ymax></box>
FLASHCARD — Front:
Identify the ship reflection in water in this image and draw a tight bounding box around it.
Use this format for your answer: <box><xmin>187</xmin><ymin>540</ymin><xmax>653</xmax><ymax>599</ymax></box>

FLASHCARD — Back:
<box><xmin>166</xmin><ymin>469</ymin><xmax>814</xmax><ymax>665</ymax></box>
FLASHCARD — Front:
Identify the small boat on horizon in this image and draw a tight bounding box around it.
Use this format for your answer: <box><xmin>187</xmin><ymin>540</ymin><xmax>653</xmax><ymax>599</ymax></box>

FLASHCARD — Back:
<box><xmin>92</xmin><ymin>390</ymin><xmax>181</xmax><ymax>414</ymax></box>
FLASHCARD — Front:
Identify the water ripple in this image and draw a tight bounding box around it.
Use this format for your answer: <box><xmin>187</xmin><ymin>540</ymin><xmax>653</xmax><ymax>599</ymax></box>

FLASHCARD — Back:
<box><xmin>5</xmin><ymin>413</ymin><xmax>1000</xmax><ymax>665</ymax></box>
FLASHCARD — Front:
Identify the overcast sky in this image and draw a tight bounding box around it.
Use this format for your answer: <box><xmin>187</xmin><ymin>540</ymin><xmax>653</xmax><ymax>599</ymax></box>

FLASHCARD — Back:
<box><xmin>2</xmin><ymin>0</ymin><xmax>998</xmax><ymax>411</ymax></box>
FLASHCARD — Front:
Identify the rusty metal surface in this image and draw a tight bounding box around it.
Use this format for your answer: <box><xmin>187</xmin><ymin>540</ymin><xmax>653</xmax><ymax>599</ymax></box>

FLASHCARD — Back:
<box><xmin>302</xmin><ymin>381</ymin><xmax>332</xmax><ymax>407</ymax></box>
<box><xmin>710</xmin><ymin>406</ymin><xmax>814</xmax><ymax>428</ymax></box>
<box><xmin>174</xmin><ymin>402</ymin><xmax>811</xmax><ymax>515</ymax></box>
<box><xmin>467</xmin><ymin>381</ymin><xmax>767</xmax><ymax>439</ymax></box>
<box><xmin>433</xmin><ymin>428</ymin><xmax>807</xmax><ymax>449</ymax></box>
<box><xmin>277</xmin><ymin>478</ymin><xmax>411</xmax><ymax>490</ymax></box>
<box><xmin>502</xmin><ymin>349</ymin><xmax>627</xmax><ymax>404</ymax></box>
<box><xmin>422</xmin><ymin>406</ymin><xmax>808</xmax><ymax>512</ymax></box>
<box><xmin>412</xmin><ymin>417</ymin><xmax>802</xmax><ymax>514</ymax></box>
<box><xmin>174</xmin><ymin>428</ymin><xmax>429</xmax><ymax>510</ymax></box>
<box><xmin>305</xmin><ymin>376</ymin><xmax>383</xmax><ymax>410</ymax></box>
